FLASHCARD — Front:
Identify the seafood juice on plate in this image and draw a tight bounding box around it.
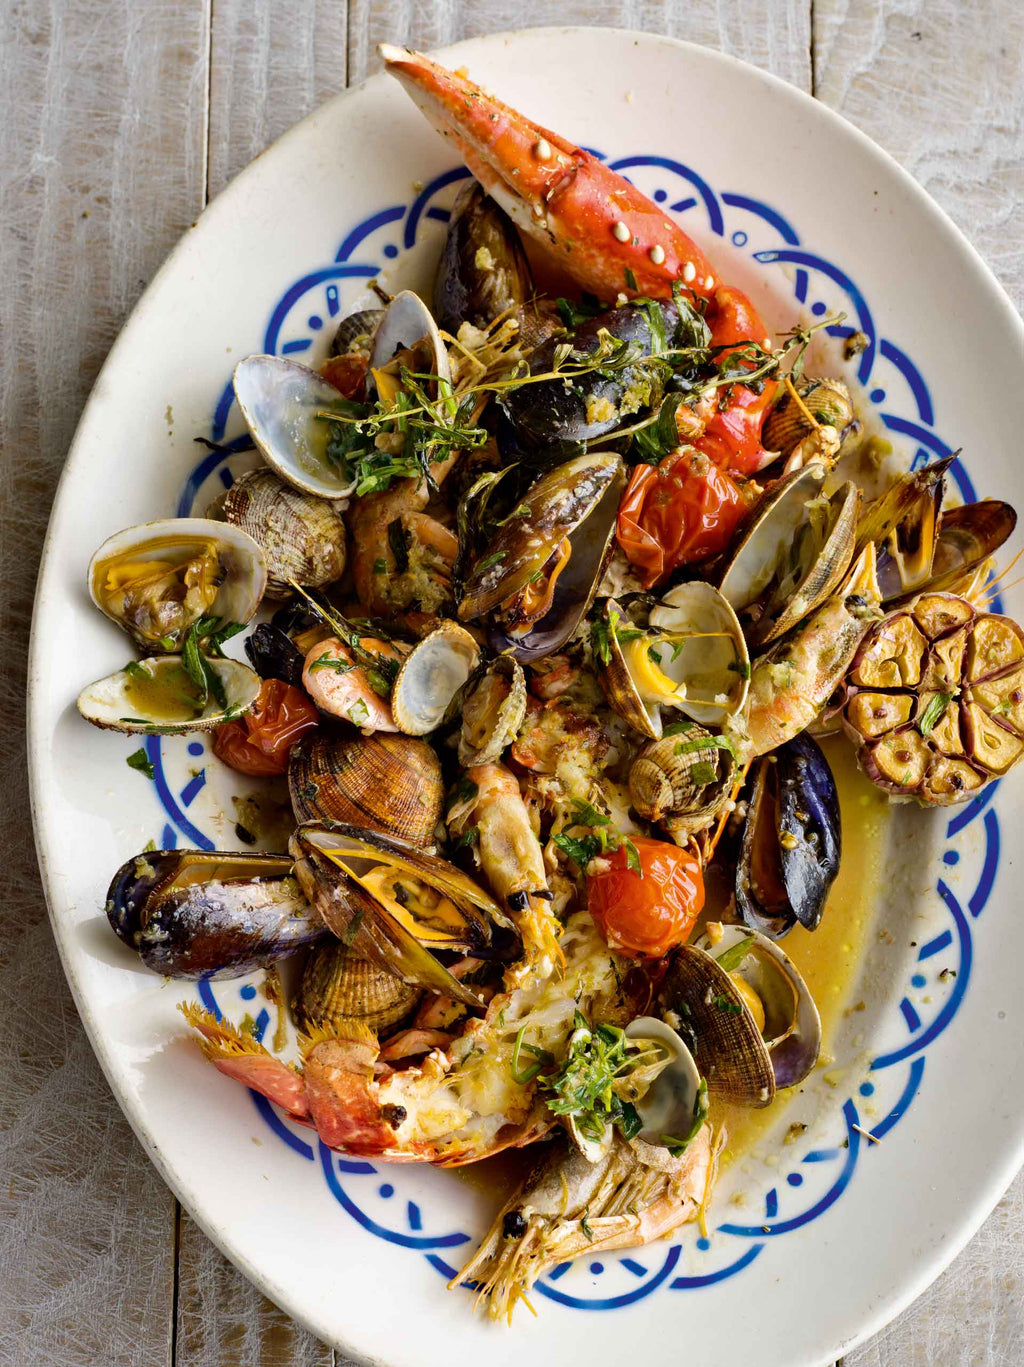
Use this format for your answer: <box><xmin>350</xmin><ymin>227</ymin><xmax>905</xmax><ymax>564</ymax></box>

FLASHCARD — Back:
<box><xmin>79</xmin><ymin>45</ymin><xmax>1024</xmax><ymax>1322</ymax></box>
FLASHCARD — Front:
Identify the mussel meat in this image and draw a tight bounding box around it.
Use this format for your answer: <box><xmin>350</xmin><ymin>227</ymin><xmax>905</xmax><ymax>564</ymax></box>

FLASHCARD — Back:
<box><xmin>106</xmin><ymin>849</ymin><xmax>326</xmax><ymax>978</ymax></box>
<box><xmin>433</xmin><ymin>181</ymin><xmax>531</xmax><ymax>335</ymax></box>
<box><xmin>660</xmin><ymin>925</ymin><xmax>822</xmax><ymax>1105</ymax></box>
<box><xmin>288</xmin><ymin>731</ymin><xmax>443</xmax><ymax>844</ymax></box>
<box><xmin>291</xmin><ymin>823</ymin><xmax>521</xmax><ymax>1004</ymax></box>
<box><xmin>89</xmin><ymin>518</ymin><xmax>267</xmax><ymax>652</ymax></box>
<box><xmin>77</xmin><ymin>654</ymin><xmax>261</xmax><ymax>734</ymax></box>
<box><xmin>459</xmin><ymin>453</ymin><xmax>625</xmax><ymax>661</ymax></box>
<box><xmin>222</xmin><ymin>467</ymin><xmax>346</xmax><ymax>599</ymax></box>
<box><xmin>841</xmin><ymin>591</ymin><xmax>1024</xmax><ymax>804</ymax></box>
<box><xmin>735</xmin><ymin>733</ymin><xmax>841</xmax><ymax>938</ymax></box>
<box><xmin>718</xmin><ymin>462</ymin><xmax>859</xmax><ymax>645</ymax></box>
<box><xmin>294</xmin><ymin>941</ymin><xmax>420</xmax><ymax>1033</ymax></box>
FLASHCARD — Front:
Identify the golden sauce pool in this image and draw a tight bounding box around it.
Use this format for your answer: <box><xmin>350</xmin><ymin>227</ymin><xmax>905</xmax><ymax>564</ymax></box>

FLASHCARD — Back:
<box><xmin>121</xmin><ymin>664</ymin><xmax>205</xmax><ymax>722</ymax></box>
<box><xmin>455</xmin><ymin>737</ymin><xmax>890</xmax><ymax>1203</ymax></box>
<box><xmin>710</xmin><ymin>737</ymin><xmax>889</xmax><ymax>1167</ymax></box>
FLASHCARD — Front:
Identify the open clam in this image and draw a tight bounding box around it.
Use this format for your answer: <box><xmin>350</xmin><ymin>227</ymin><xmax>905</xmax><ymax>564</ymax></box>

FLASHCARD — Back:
<box><xmin>77</xmin><ymin>654</ymin><xmax>261</xmax><ymax>734</ymax></box>
<box><xmin>735</xmin><ymin>733</ymin><xmax>841</xmax><ymax>938</ymax></box>
<box><xmin>598</xmin><ymin>582</ymin><xmax>749</xmax><ymax>738</ymax></box>
<box><xmin>292</xmin><ymin>823</ymin><xmax>520</xmax><ymax>1004</ymax></box>
<box><xmin>233</xmin><ymin>356</ymin><xmax>358</xmax><ymax>500</ymax></box>
<box><xmin>288</xmin><ymin>731</ymin><xmax>444</xmax><ymax>844</ymax></box>
<box><xmin>718</xmin><ymin>462</ymin><xmax>859</xmax><ymax>645</ymax></box>
<box><xmin>459</xmin><ymin>453</ymin><xmax>625</xmax><ymax>661</ymax></box>
<box><xmin>222</xmin><ymin>467</ymin><xmax>346</xmax><ymax>599</ymax></box>
<box><xmin>761</xmin><ymin>376</ymin><xmax>855</xmax><ymax>465</ymax></box>
<box><xmin>106</xmin><ymin>849</ymin><xmax>325</xmax><ymax>979</ymax></box>
<box><xmin>622</xmin><ymin>1016</ymin><xmax>704</xmax><ymax>1147</ymax></box>
<box><xmin>456</xmin><ymin>654</ymin><xmax>528</xmax><ymax>767</ymax></box>
<box><xmin>660</xmin><ymin>925</ymin><xmax>822</xmax><ymax>1106</ymax></box>
<box><xmin>88</xmin><ymin>518</ymin><xmax>267</xmax><ymax>652</ymax></box>
<box><xmin>390</xmin><ymin>620</ymin><xmax>481</xmax><ymax>736</ymax></box>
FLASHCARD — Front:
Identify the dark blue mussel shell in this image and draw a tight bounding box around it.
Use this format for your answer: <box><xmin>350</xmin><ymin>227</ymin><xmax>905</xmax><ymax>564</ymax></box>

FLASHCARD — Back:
<box><xmin>500</xmin><ymin>301</ymin><xmax>680</xmax><ymax>449</ymax></box>
<box><xmin>736</xmin><ymin>733</ymin><xmax>841</xmax><ymax>939</ymax></box>
<box><xmin>107</xmin><ymin>849</ymin><xmax>328</xmax><ymax>979</ymax></box>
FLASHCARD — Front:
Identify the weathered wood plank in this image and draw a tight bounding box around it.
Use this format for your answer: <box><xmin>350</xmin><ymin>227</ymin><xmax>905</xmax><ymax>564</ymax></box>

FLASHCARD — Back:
<box><xmin>207</xmin><ymin>0</ymin><xmax>349</xmax><ymax>199</ymax></box>
<box><xmin>347</xmin><ymin>0</ymin><xmax>812</xmax><ymax>90</ymax></box>
<box><xmin>175</xmin><ymin>1208</ymin><xmax>335</xmax><ymax>1367</ymax></box>
<box><xmin>0</xmin><ymin>1</ymin><xmax>209</xmax><ymax>1364</ymax></box>
<box><xmin>813</xmin><ymin>0</ymin><xmax>1024</xmax><ymax>310</ymax></box>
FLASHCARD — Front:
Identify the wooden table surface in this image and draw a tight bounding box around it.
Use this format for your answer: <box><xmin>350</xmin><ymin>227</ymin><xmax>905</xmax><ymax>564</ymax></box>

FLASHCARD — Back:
<box><xmin>2</xmin><ymin>2</ymin><xmax>1021</xmax><ymax>1363</ymax></box>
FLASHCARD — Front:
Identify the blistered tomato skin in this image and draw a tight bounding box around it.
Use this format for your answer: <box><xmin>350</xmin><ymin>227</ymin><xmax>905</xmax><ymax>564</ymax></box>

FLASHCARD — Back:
<box><xmin>616</xmin><ymin>450</ymin><xmax>746</xmax><ymax>589</ymax></box>
<box><xmin>695</xmin><ymin>284</ymin><xmax>778</xmax><ymax>477</ymax></box>
<box><xmin>212</xmin><ymin>678</ymin><xmax>319</xmax><ymax>776</ymax></box>
<box><xmin>586</xmin><ymin>836</ymin><xmax>705</xmax><ymax>958</ymax></box>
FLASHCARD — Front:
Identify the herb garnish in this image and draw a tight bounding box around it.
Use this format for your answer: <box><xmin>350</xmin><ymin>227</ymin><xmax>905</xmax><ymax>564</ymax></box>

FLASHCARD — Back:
<box><xmin>126</xmin><ymin>748</ymin><xmax>155</xmax><ymax>780</ymax></box>
<box><xmin>714</xmin><ymin>935</ymin><xmax>755</xmax><ymax>973</ymax></box>
<box><xmin>536</xmin><ymin>1012</ymin><xmax>652</xmax><ymax>1144</ymax></box>
<box><xmin>660</xmin><ymin>1078</ymin><xmax>710</xmax><ymax>1156</ymax></box>
<box><xmin>917</xmin><ymin>692</ymin><xmax>953</xmax><ymax>736</ymax></box>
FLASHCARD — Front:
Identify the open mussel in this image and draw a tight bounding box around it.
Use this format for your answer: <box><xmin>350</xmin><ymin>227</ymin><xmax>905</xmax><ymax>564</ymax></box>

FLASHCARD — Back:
<box><xmin>501</xmin><ymin>300</ymin><xmax>676</xmax><ymax>448</ymax></box>
<box><xmin>598</xmin><ymin>582</ymin><xmax>749</xmax><ymax>738</ymax></box>
<box><xmin>718</xmin><ymin>461</ymin><xmax>859</xmax><ymax>645</ymax></box>
<box><xmin>660</xmin><ymin>925</ymin><xmax>822</xmax><ymax>1105</ymax></box>
<box><xmin>841</xmin><ymin>591</ymin><xmax>1024</xmax><ymax>805</ymax></box>
<box><xmin>89</xmin><ymin>518</ymin><xmax>267</xmax><ymax>652</ymax></box>
<box><xmin>288</xmin><ymin>731</ymin><xmax>443</xmax><ymax>844</ymax></box>
<box><xmin>106</xmin><ymin>849</ymin><xmax>326</xmax><ymax>978</ymax></box>
<box><xmin>77</xmin><ymin>654</ymin><xmax>261</xmax><ymax>734</ymax></box>
<box><xmin>456</xmin><ymin>654</ymin><xmax>527</xmax><ymax>767</ymax></box>
<box><xmin>291</xmin><ymin>823</ymin><xmax>520</xmax><ymax>1004</ymax></box>
<box><xmin>459</xmin><ymin>453</ymin><xmax>625</xmax><ymax>661</ymax></box>
<box><xmin>434</xmin><ymin>181</ymin><xmax>531</xmax><ymax>335</ymax></box>
<box><xmin>856</xmin><ymin>458</ymin><xmax>1016</xmax><ymax>602</ymax></box>
<box><xmin>222</xmin><ymin>467</ymin><xmax>346</xmax><ymax>599</ymax></box>
<box><xmin>295</xmin><ymin>941</ymin><xmax>420</xmax><ymax>1033</ymax></box>
<box><xmin>735</xmin><ymin>733</ymin><xmax>841</xmax><ymax>938</ymax></box>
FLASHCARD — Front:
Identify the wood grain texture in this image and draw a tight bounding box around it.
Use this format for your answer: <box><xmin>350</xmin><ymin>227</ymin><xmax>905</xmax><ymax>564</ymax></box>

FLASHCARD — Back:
<box><xmin>347</xmin><ymin>0</ymin><xmax>811</xmax><ymax>89</ymax></box>
<box><xmin>814</xmin><ymin>0</ymin><xmax>1024</xmax><ymax>311</ymax></box>
<box><xmin>0</xmin><ymin>1</ymin><xmax>208</xmax><ymax>1364</ymax></box>
<box><xmin>2</xmin><ymin>0</ymin><xmax>1020</xmax><ymax>1363</ymax></box>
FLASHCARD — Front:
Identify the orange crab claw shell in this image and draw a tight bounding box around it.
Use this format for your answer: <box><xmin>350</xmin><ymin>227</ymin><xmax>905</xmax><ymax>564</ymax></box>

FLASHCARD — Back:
<box><xmin>380</xmin><ymin>44</ymin><xmax>717</xmax><ymax>304</ymax></box>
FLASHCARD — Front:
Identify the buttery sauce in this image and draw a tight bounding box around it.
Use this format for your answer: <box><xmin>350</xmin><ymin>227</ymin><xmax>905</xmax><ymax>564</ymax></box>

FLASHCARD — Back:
<box><xmin>121</xmin><ymin>663</ymin><xmax>204</xmax><ymax>722</ymax></box>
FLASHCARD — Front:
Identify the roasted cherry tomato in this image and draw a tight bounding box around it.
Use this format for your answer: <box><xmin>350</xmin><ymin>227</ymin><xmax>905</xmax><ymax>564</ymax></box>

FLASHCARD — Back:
<box><xmin>587</xmin><ymin>836</ymin><xmax>704</xmax><ymax>958</ymax></box>
<box><xmin>616</xmin><ymin>448</ymin><xmax>746</xmax><ymax>588</ymax></box>
<box><xmin>212</xmin><ymin>678</ymin><xmax>318</xmax><ymax>776</ymax></box>
<box><xmin>320</xmin><ymin>353</ymin><xmax>368</xmax><ymax>401</ymax></box>
<box><xmin>695</xmin><ymin>285</ymin><xmax>778</xmax><ymax>476</ymax></box>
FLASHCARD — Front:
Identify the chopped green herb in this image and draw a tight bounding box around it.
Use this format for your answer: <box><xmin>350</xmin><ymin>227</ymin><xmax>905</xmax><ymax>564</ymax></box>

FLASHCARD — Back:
<box><xmin>624</xmin><ymin>267</ymin><xmax>638</xmax><ymax>292</ymax></box>
<box><xmin>347</xmin><ymin>699</ymin><xmax>370</xmax><ymax>726</ymax></box>
<box><xmin>660</xmin><ymin>1078</ymin><xmax>710</xmax><ymax>1156</ymax></box>
<box><xmin>688</xmin><ymin>761</ymin><xmax>718</xmax><ymax>786</ymax></box>
<box><xmin>623</xmin><ymin>838</ymin><xmax>642</xmax><ymax>875</ymax></box>
<box><xmin>123</xmin><ymin>660</ymin><xmax>148</xmax><ymax>679</ymax></box>
<box><xmin>715</xmin><ymin>935</ymin><xmax>755</xmax><ymax>973</ymax></box>
<box><xmin>661</xmin><ymin>719</ymin><xmax>694</xmax><ymax>737</ymax></box>
<box><xmin>372</xmin><ymin>557</ymin><xmax>388</xmax><ymax>574</ymax></box>
<box><xmin>553</xmin><ymin>830</ymin><xmax>603</xmax><ymax>871</ymax></box>
<box><xmin>570</xmin><ymin>798</ymin><xmax>611</xmax><ymax>828</ymax></box>
<box><xmin>580</xmin><ymin>1209</ymin><xmax>594</xmax><ymax>1242</ymax></box>
<box><xmin>917</xmin><ymin>692</ymin><xmax>953</xmax><ymax>736</ymax></box>
<box><xmin>713</xmin><ymin>995</ymin><xmax>743</xmax><ymax>1014</ymax></box>
<box><xmin>475</xmin><ymin>550</ymin><xmax>507</xmax><ymax>575</ymax></box>
<box><xmin>126</xmin><ymin>748</ymin><xmax>154</xmax><ymax>780</ymax></box>
<box><xmin>309</xmin><ymin>653</ymin><xmax>357</xmax><ymax>674</ymax></box>
<box><xmin>538</xmin><ymin>1013</ymin><xmax>661</xmax><ymax>1146</ymax></box>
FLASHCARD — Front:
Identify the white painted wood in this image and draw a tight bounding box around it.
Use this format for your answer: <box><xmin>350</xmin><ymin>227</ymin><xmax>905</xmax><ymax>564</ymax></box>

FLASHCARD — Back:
<box><xmin>0</xmin><ymin>1</ymin><xmax>208</xmax><ymax>1364</ymax></box>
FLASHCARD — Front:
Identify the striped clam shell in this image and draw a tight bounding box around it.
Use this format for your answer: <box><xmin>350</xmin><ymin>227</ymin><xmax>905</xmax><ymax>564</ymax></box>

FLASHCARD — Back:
<box><xmin>296</xmin><ymin>942</ymin><xmax>420</xmax><ymax>1032</ymax></box>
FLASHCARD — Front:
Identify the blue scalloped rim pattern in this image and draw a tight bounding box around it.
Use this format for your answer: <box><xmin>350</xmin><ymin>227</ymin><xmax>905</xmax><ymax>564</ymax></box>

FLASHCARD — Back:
<box><xmin>154</xmin><ymin>154</ymin><xmax>1002</xmax><ymax>1310</ymax></box>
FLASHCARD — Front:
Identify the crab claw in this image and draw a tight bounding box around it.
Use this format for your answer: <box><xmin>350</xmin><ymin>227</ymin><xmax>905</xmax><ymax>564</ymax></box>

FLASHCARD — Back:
<box><xmin>381</xmin><ymin>44</ymin><xmax>717</xmax><ymax>305</ymax></box>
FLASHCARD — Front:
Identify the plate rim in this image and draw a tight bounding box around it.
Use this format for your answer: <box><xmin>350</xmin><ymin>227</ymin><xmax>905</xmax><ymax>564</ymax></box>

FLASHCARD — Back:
<box><xmin>26</xmin><ymin>25</ymin><xmax>1024</xmax><ymax>1366</ymax></box>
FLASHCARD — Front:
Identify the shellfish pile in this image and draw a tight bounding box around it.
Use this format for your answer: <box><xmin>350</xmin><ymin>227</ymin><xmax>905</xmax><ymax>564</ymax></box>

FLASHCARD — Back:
<box><xmin>78</xmin><ymin>46</ymin><xmax>1023</xmax><ymax>1322</ymax></box>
